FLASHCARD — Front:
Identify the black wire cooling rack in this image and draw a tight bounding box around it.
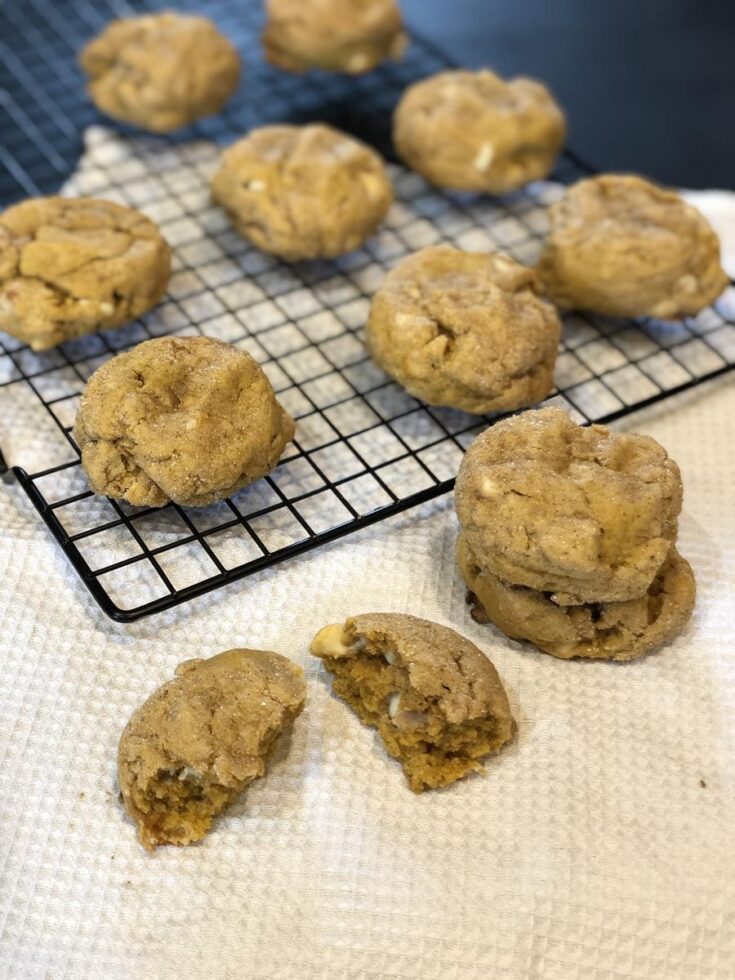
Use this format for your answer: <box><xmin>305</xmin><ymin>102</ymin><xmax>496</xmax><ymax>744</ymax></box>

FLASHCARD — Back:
<box><xmin>1</xmin><ymin>0</ymin><xmax>734</xmax><ymax>621</ymax></box>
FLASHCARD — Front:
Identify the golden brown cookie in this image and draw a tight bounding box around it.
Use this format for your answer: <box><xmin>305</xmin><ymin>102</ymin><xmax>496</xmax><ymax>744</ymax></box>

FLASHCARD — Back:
<box><xmin>365</xmin><ymin>245</ymin><xmax>561</xmax><ymax>413</ymax></box>
<box><xmin>80</xmin><ymin>11</ymin><xmax>241</xmax><ymax>133</ymax></box>
<box><xmin>212</xmin><ymin>123</ymin><xmax>393</xmax><ymax>261</ymax></box>
<box><xmin>0</xmin><ymin>197</ymin><xmax>170</xmax><ymax>351</ymax></box>
<box><xmin>454</xmin><ymin>408</ymin><xmax>683</xmax><ymax>604</ymax></box>
<box><xmin>394</xmin><ymin>69</ymin><xmax>566</xmax><ymax>194</ymax></box>
<box><xmin>74</xmin><ymin>336</ymin><xmax>294</xmax><ymax>508</ymax></box>
<box><xmin>458</xmin><ymin>534</ymin><xmax>695</xmax><ymax>661</ymax></box>
<box><xmin>537</xmin><ymin>174</ymin><xmax>728</xmax><ymax>318</ymax></box>
<box><xmin>118</xmin><ymin>649</ymin><xmax>306</xmax><ymax>851</ymax></box>
<box><xmin>310</xmin><ymin>613</ymin><xmax>515</xmax><ymax>792</ymax></box>
<box><xmin>263</xmin><ymin>0</ymin><xmax>407</xmax><ymax>74</ymax></box>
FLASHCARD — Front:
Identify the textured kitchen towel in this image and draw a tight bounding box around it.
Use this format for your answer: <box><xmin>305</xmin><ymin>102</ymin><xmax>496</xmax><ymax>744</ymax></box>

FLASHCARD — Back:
<box><xmin>0</xmin><ymin>133</ymin><xmax>734</xmax><ymax>979</ymax></box>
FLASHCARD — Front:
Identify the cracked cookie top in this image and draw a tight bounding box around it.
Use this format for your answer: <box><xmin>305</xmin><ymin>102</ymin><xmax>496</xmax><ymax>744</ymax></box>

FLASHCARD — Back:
<box><xmin>211</xmin><ymin>123</ymin><xmax>393</xmax><ymax>261</ymax></box>
<box><xmin>455</xmin><ymin>408</ymin><xmax>683</xmax><ymax>603</ymax></box>
<box><xmin>263</xmin><ymin>0</ymin><xmax>406</xmax><ymax>74</ymax></box>
<box><xmin>74</xmin><ymin>336</ymin><xmax>295</xmax><ymax>508</ymax></box>
<box><xmin>118</xmin><ymin>649</ymin><xmax>306</xmax><ymax>849</ymax></box>
<box><xmin>394</xmin><ymin>69</ymin><xmax>566</xmax><ymax>194</ymax></box>
<box><xmin>80</xmin><ymin>11</ymin><xmax>241</xmax><ymax>133</ymax></box>
<box><xmin>537</xmin><ymin>174</ymin><xmax>728</xmax><ymax>318</ymax></box>
<box><xmin>0</xmin><ymin>196</ymin><xmax>171</xmax><ymax>351</ymax></box>
<box><xmin>365</xmin><ymin>245</ymin><xmax>561</xmax><ymax>413</ymax></box>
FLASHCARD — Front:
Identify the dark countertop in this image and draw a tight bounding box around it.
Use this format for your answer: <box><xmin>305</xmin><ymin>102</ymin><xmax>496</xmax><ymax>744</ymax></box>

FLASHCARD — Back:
<box><xmin>402</xmin><ymin>0</ymin><xmax>734</xmax><ymax>189</ymax></box>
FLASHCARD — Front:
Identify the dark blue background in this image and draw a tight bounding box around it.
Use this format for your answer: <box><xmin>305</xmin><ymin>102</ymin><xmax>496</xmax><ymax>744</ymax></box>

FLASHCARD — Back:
<box><xmin>404</xmin><ymin>0</ymin><xmax>733</xmax><ymax>189</ymax></box>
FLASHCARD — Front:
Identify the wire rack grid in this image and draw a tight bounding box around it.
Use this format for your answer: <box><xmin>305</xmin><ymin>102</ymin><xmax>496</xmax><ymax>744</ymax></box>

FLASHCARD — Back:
<box><xmin>1</xmin><ymin>0</ymin><xmax>734</xmax><ymax>622</ymax></box>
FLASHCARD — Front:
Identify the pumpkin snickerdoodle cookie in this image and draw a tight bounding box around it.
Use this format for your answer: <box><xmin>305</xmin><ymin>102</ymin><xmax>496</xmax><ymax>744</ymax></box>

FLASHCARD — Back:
<box><xmin>311</xmin><ymin>613</ymin><xmax>516</xmax><ymax>791</ymax></box>
<box><xmin>118</xmin><ymin>649</ymin><xmax>306</xmax><ymax>850</ymax></box>
<box><xmin>74</xmin><ymin>336</ymin><xmax>294</xmax><ymax>508</ymax></box>
<box><xmin>0</xmin><ymin>196</ymin><xmax>170</xmax><ymax>351</ymax></box>
<box><xmin>394</xmin><ymin>69</ymin><xmax>566</xmax><ymax>194</ymax></box>
<box><xmin>537</xmin><ymin>174</ymin><xmax>728</xmax><ymax>319</ymax></box>
<box><xmin>212</xmin><ymin>123</ymin><xmax>393</xmax><ymax>261</ymax></box>
<box><xmin>80</xmin><ymin>11</ymin><xmax>241</xmax><ymax>133</ymax></box>
<box><xmin>365</xmin><ymin>244</ymin><xmax>561</xmax><ymax>413</ymax></box>
<box><xmin>263</xmin><ymin>0</ymin><xmax>407</xmax><ymax>74</ymax></box>
<box><xmin>458</xmin><ymin>535</ymin><xmax>695</xmax><ymax>661</ymax></box>
<box><xmin>455</xmin><ymin>408</ymin><xmax>683</xmax><ymax>605</ymax></box>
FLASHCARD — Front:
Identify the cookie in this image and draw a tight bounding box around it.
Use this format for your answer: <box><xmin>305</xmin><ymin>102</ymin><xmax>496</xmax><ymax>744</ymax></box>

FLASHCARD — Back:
<box><xmin>458</xmin><ymin>534</ymin><xmax>695</xmax><ymax>661</ymax></box>
<box><xmin>537</xmin><ymin>174</ymin><xmax>728</xmax><ymax>318</ymax></box>
<box><xmin>263</xmin><ymin>0</ymin><xmax>407</xmax><ymax>74</ymax></box>
<box><xmin>212</xmin><ymin>123</ymin><xmax>393</xmax><ymax>261</ymax></box>
<box><xmin>74</xmin><ymin>336</ymin><xmax>294</xmax><ymax>508</ymax></box>
<box><xmin>0</xmin><ymin>197</ymin><xmax>170</xmax><ymax>351</ymax></box>
<box><xmin>118</xmin><ymin>649</ymin><xmax>306</xmax><ymax>850</ymax></box>
<box><xmin>310</xmin><ymin>613</ymin><xmax>515</xmax><ymax>791</ymax></box>
<box><xmin>455</xmin><ymin>408</ymin><xmax>683</xmax><ymax>604</ymax></box>
<box><xmin>80</xmin><ymin>12</ymin><xmax>241</xmax><ymax>133</ymax></box>
<box><xmin>393</xmin><ymin>69</ymin><xmax>566</xmax><ymax>194</ymax></box>
<box><xmin>365</xmin><ymin>245</ymin><xmax>561</xmax><ymax>413</ymax></box>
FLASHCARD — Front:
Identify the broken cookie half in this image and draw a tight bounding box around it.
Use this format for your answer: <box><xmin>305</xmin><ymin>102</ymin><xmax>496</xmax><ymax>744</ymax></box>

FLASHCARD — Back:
<box><xmin>310</xmin><ymin>613</ymin><xmax>516</xmax><ymax>792</ymax></box>
<box><xmin>118</xmin><ymin>649</ymin><xmax>306</xmax><ymax>851</ymax></box>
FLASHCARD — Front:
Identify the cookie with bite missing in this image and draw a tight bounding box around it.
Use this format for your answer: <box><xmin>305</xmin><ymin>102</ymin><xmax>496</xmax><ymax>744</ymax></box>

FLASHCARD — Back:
<box><xmin>311</xmin><ymin>613</ymin><xmax>515</xmax><ymax>791</ymax></box>
<box><xmin>118</xmin><ymin>649</ymin><xmax>306</xmax><ymax>850</ymax></box>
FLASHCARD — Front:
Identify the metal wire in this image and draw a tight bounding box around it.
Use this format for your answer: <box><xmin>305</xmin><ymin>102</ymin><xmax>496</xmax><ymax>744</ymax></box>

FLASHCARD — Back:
<box><xmin>1</xmin><ymin>0</ymin><xmax>734</xmax><ymax>621</ymax></box>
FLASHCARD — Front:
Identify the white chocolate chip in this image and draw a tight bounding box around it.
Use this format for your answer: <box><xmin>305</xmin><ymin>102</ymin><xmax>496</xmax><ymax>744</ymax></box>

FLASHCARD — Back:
<box><xmin>347</xmin><ymin>51</ymin><xmax>370</xmax><ymax>73</ymax></box>
<box><xmin>311</xmin><ymin>623</ymin><xmax>351</xmax><ymax>657</ymax></box>
<box><xmin>175</xmin><ymin>766</ymin><xmax>200</xmax><ymax>781</ymax></box>
<box><xmin>395</xmin><ymin>312</ymin><xmax>434</xmax><ymax>330</ymax></box>
<box><xmin>384</xmin><ymin>651</ymin><xmax>395</xmax><ymax>665</ymax></box>
<box><xmin>473</xmin><ymin>143</ymin><xmax>495</xmax><ymax>171</ymax></box>
<box><xmin>99</xmin><ymin>301</ymin><xmax>115</xmax><ymax>316</ymax></box>
<box><xmin>388</xmin><ymin>692</ymin><xmax>401</xmax><ymax>718</ymax></box>
<box><xmin>360</xmin><ymin>172</ymin><xmax>386</xmax><ymax>201</ymax></box>
<box><xmin>247</xmin><ymin>179</ymin><xmax>265</xmax><ymax>192</ymax></box>
<box><xmin>480</xmin><ymin>477</ymin><xmax>501</xmax><ymax>498</ymax></box>
<box><xmin>677</xmin><ymin>273</ymin><xmax>698</xmax><ymax>294</ymax></box>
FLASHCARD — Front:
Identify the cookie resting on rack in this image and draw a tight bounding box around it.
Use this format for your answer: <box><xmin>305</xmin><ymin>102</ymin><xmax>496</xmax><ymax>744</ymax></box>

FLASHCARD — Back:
<box><xmin>74</xmin><ymin>336</ymin><xmax>294</xmax><ymax>508</ymax></box>
<box><xmin>263</xmin><ymin>0</ymin><xmax>407</xmax><ymax>74</ymax></box>
<box><xmin>393</xmin><ymin>69</ymin><xmax>566</xmax><ymax>194</ymax></box>
<box><xmin>211</xmin><ymin>123</ymin><xmax>394</xmax><ymax>261</ymax></box>
<box><xmin>118</xmin><ymin>649</ymin><xmax>306</xmax><ymax>850</ymax></box>
<box><xmin>365</xmin><ymin>244</ymin><xmax>561</xmax><ymax>413</ymax></box>
<box><xmin>311</xmin><ymin>613</ymin><xmax>516</xmax><ymax>791</ymax></box>
<box><xmin>458</xmin><ymin>535</ymin><xmax>696</xmax><ymax>661</ymax></box>
<box><xmin>537</xmin><ymin>174</ymin><xmax>728</xmax><ymax>319</ymax></box>
<box><xmin>80</xmin><ymin>11</ymin><xmax>241</xmax><ymax>133</ymax></box>
<box><xmin>0</xmin><ymin>197</ymin><xmax>170</xmax><ymax>351</ymax></box>
<box><xmin>454</xmin><ymin>408</ymin><xmax>683</xmax><ymax>605</ymax></box>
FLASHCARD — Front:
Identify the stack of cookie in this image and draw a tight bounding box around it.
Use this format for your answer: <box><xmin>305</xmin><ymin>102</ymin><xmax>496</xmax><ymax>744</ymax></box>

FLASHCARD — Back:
<box><xmin>455</xmin><ymin>407</ymin><xmax>696</xmax><ymax>661</ymax></box>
